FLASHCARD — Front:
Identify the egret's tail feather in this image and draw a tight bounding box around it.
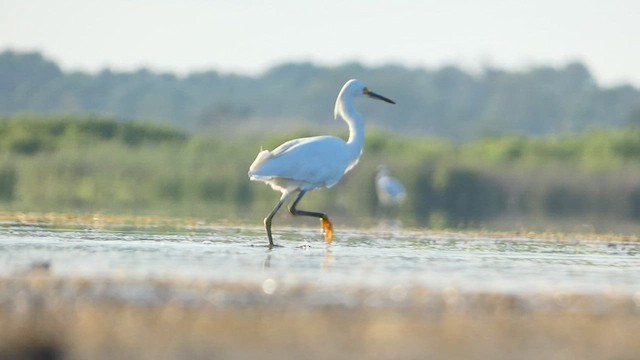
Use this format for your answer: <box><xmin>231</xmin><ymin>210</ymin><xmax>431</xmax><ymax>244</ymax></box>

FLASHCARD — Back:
<box><xmin>248</xmin><ymin>149</ymin><xmax>274</xmax><ymax>180</ymax></box>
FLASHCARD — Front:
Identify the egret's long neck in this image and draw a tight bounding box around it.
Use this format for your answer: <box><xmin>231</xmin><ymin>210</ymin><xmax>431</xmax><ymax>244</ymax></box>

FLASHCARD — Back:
<box><xmin>336</xmin><ymin>98</ymin><xmax>365</xmax><ymax>162</ymax></box>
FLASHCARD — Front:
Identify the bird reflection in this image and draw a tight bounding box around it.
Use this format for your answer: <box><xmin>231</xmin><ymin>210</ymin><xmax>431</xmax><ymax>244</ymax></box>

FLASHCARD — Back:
<box><xmin>261</xmin><ymin>247</ymin><xmax>334</xmax><ymax>271</ymax></box>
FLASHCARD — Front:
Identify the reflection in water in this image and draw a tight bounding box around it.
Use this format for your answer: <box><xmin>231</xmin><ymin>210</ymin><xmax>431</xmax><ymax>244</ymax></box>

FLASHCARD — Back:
<box><xmin>322</xmin><ymin>249</ymin><xmax>334</xmax><ymax>271</ymax></box>
<box><xmin>263</xmin><ymin>253</ymin><xmax>272</xmax><ymax>270</ymax></box>
<box><xmin>0</xmin><ymin>226</ymin><xmax>639</xmax><ymax>295</ymax></box>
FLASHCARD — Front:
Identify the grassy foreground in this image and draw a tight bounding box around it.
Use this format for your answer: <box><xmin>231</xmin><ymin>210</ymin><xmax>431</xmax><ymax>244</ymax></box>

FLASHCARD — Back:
<box><xmin>1</xmin><ymin>274</ymin><xmax>639</xmax><ymax>360</ymax></box>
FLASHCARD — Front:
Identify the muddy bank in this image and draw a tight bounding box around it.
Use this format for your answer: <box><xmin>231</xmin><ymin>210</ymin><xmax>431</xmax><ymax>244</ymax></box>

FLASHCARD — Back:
<box><xmin>1</xmin><ymin>274</ymin><xmax>639</xmax><ymax>360</ymax></box>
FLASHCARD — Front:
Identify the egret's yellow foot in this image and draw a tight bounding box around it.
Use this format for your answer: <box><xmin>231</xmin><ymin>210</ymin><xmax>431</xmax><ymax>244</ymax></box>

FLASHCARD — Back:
<box><xmin>321</xmin><ymin>217</ymin><xmax>333</xmax><ymax>244</ymax></box>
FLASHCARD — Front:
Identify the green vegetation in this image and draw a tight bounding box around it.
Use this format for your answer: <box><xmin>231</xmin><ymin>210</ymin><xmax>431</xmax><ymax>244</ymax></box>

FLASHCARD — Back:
<box><xmin>2</xmin><ymin>115</ymin><xmax>640</xmax><ymax>233</ymax></box>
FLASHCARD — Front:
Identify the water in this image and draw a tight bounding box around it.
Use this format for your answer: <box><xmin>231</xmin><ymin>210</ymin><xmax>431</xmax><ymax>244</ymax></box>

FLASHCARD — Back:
<box><xmin>1</xmin><ymin>225</ymin><xmax>639</xmax><ymax>296</ymax></box>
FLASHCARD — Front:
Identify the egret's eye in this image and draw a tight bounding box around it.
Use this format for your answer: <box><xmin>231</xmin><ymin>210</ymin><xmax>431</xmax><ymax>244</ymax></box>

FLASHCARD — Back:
<box><xmin>363</xmin><ymin>87</ymin><xmax>369</xmax><ymax>95</ymax></box>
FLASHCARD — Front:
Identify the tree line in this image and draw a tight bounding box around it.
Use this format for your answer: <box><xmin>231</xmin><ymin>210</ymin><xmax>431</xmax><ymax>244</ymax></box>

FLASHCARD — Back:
<box><xmin>2</xmin><ymin>50</ymin><xmax>640</xmax><ymax>140</ymax></box>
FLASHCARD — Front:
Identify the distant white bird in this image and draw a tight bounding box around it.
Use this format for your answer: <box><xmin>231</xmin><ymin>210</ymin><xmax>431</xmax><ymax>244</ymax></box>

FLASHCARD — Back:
<box><xmin>375</xmin><ymin>165</ymin><xmax>407</xmax><ymax>208</ymax></box>
<box><xmin>248</xmin><ymin>79</ymin><xmax>395</xmax><ymax>247</ymax></box>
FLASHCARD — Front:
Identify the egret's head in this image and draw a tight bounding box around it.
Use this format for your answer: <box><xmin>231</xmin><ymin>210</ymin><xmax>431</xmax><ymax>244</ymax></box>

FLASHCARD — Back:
<box><xmin>376</xmin><ymin>164</ymin><xmax>390</xmax><ymax>175</ymax></box>
<box><xmin>376</xmin><ymin>164</ymin><xmax>391</xmax><ymax>179</ymax></box>
<box><xmin>334</xmin><ymin>79</ymin><xmax>395</xmax><ymax>119</ymax></box>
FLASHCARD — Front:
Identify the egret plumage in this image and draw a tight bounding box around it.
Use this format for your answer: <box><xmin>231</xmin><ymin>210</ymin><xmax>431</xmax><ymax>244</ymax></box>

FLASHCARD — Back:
<box><xmin>375</xmin><ymin>165</ymin><xmax>407</xmax><ymax>208</ymax></box>
<box><xmin>248</xmin><ymin>79</ymin><xmax>395</xmax><ymax>247</ymax></box>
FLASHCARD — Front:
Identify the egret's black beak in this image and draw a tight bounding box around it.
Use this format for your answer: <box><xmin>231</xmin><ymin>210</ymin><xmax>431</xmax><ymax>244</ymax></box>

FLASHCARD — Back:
<box><xmin>364</xmin><ymin>88</ymin><xmax>395</xmax><ymax>104</ymax></box>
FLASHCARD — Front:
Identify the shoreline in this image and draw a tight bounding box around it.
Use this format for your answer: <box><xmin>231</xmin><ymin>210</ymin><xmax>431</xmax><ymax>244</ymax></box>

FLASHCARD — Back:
<box><xmin>2</xmin><ymin>210</ymin><xmax>640</xmax><ymax>243</ymax></box>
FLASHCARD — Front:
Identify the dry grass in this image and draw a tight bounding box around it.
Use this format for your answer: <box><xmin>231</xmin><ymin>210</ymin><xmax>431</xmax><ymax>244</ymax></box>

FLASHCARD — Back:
<box><xmin>1</xmin><ymin>273</ymin><xmax>639</xmax><ymax>360</ymax></box>
<box><xmin>0</xmin><ymin>211</ymin><xmax>205</xmax><ymax>230</ymax></box>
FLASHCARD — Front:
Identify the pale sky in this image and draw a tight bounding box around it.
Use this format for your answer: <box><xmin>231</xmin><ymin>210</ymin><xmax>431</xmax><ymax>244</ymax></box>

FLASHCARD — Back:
<box><xmin>2</xmin><ymin>0</ymin><xmax>639</xmax><ymax>86</ymax></box>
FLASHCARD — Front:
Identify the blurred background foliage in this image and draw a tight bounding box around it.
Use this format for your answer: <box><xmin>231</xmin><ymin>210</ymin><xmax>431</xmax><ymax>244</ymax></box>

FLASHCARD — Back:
<box><xmin>2</xmin><ymin>115</ymin><xmax>640</xmax><ymax>233</ymax></box>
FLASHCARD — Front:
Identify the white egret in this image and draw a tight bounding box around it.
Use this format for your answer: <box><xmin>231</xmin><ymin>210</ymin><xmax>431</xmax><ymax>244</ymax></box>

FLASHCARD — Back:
<box><xmin>248</xmin><ymin>79</ymin><xmax>395</xmax><ymax>247</ymax></box>
<box><xmin>375</xmin><ymin>165</ymin><xmax>407</xmax><ymax>208</ymax></box>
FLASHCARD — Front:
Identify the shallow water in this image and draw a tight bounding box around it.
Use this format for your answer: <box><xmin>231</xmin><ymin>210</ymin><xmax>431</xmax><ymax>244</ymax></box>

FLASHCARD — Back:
<box><xmin>1</xmin><ymin>225</ymin><xmax>639</xmax><ymax>296</ymax></box>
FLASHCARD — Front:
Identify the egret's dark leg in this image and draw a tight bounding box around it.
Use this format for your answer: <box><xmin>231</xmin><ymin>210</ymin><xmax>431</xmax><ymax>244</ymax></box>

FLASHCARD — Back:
<box><xmin>288</xmin><ymin>190</ymin><xmax>334</xmax><ymax>243</ymax></box>
<box><xmin>264</xmin><ymin>193</ymin><xmax>290</xmax><ymax>247</ymax></box>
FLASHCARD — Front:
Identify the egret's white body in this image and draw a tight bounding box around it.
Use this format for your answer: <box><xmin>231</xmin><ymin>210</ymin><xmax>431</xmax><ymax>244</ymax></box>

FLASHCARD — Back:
<box><xmin>375</xmin><ymin>165</ymin><xmax>407</xmax><ymax>207</ymax></box>
<box><xmin>249</xmin><ymin>135</ymin><xmax>358</xmax><ymax>192</ymax></box>
<box><xmin>249</xmin><ymin>79</ymin><xmax>395</xmax><ymax>247</ymax></box>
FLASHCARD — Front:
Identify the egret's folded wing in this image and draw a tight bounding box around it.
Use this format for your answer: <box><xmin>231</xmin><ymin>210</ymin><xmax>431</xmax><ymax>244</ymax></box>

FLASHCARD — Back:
<box><xmin>249</xmin><ymin>136</ymin><xmax>350</xmax><ymax>188</ymax></box>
